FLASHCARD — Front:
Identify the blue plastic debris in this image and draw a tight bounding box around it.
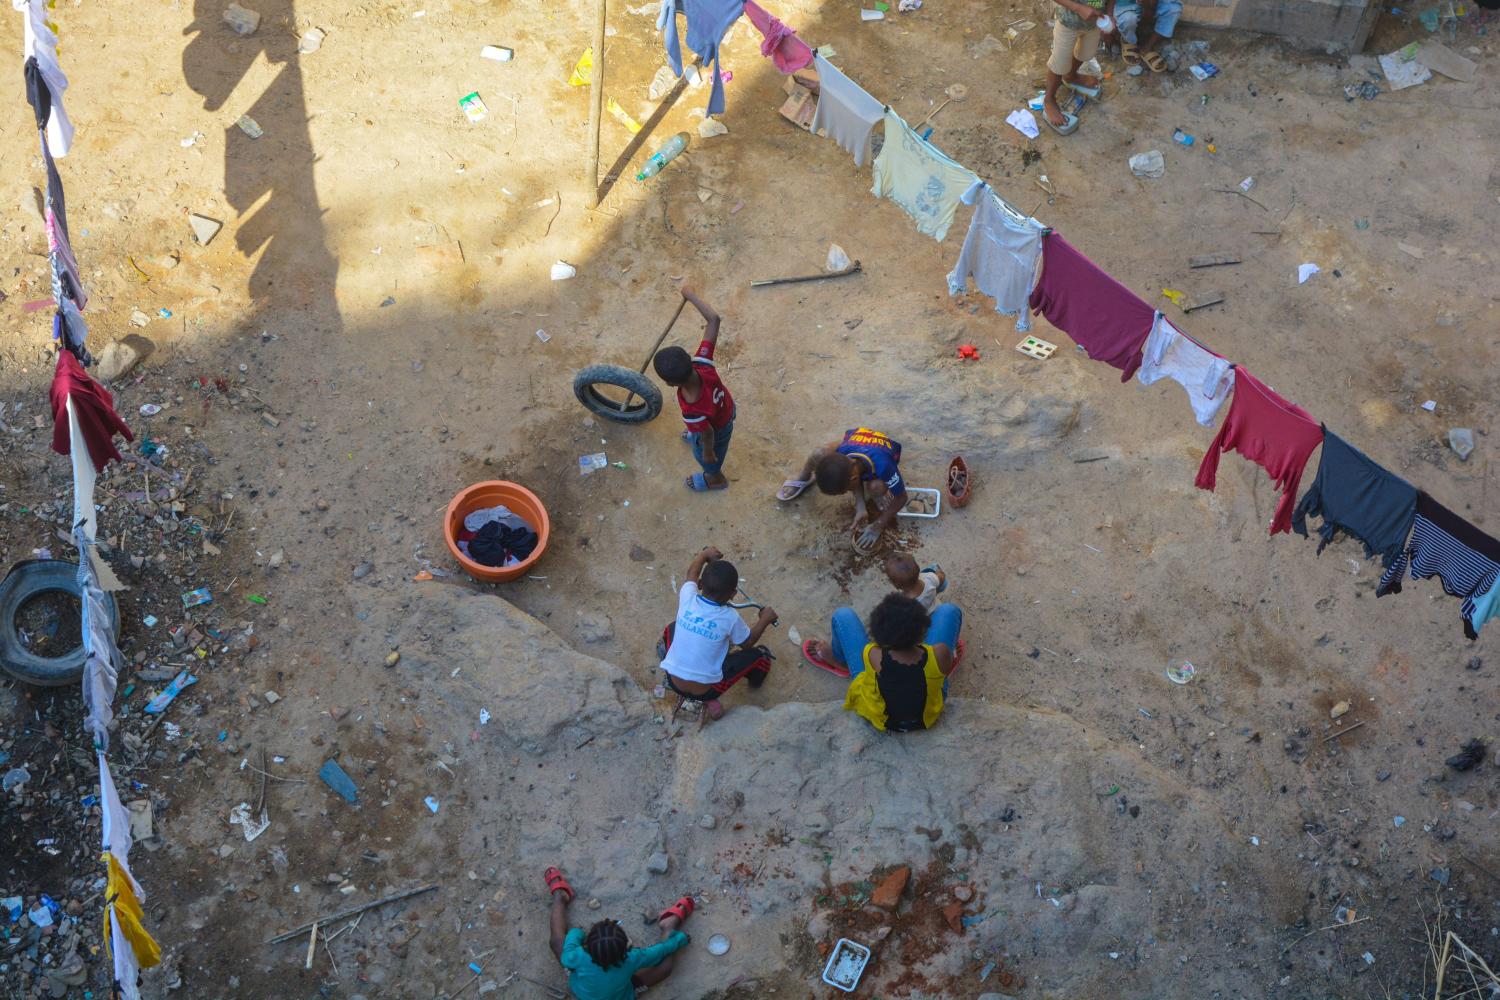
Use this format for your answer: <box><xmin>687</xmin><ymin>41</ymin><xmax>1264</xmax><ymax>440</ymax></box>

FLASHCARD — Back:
<box><xmin>468</xmin><ymin>962</ymin><xmax>483</xmax><ymax>975</ymax></box>
<box><xmin>424</xmin><ymin>796</ymin><xmax>440</xmax><ymax>814</ymax></box>
<box><xmin>217</xmin><ymin>731</ymin><xmax>228</xmax><ymax>742</ymax></box>
<box><xmin>320</xmin><ymin>760</ymin><xmax>359</xmax><ymax>803</ymax></box>
<box><xmin>143</xmin><ymin>671</ymin><xmax>198</xmax><ymax>714</ymax></box>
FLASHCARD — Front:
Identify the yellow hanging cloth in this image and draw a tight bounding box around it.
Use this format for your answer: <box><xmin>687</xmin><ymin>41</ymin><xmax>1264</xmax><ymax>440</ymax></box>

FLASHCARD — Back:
<box><xmin>102</xmin><ymin>852</ymin><xmax>161</xmax><ymax>969</ymax></box>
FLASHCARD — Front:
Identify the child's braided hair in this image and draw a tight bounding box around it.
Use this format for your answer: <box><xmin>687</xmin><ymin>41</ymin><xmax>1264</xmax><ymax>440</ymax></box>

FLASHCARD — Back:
<box><xmin>584</xmin><ymin>919</ymin><xmax>630</xmax><ymax>969</ymax></box>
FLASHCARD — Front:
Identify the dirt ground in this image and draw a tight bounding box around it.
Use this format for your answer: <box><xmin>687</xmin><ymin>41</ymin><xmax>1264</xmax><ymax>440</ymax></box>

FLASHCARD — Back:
<box><xmin>2</xmin><ymin>0</ymin><xmax>1500</xmax><ymax>995</ymax></box>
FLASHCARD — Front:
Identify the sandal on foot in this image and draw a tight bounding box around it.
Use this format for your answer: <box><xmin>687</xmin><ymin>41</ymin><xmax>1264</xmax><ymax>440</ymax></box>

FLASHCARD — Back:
<box><xmin>687</xmin><ymin>472</ymin><xmax>728</xmax><ymax>492</ymax></box>
<box><xmin>1122</xmin><ymin>42</ymin><xmax>1142</xmax><ymax>68</ymax></box>
<box><xmin>1045</xmin><ymin>110</ymin><xmax>1080</xmax><ymax>135</ymax></box>
<box><xmin>802</xmin><ymin>639</ymin><xmax>851</xmax><ymax>678</ymax></box>
<box><xmin>659</xmin><ymin>896</ymin><xmax>695</xmax><ymax>925</ymax></box>
<box><xmin>544</xmin><ymin>866</ymin><xmax>574</xmax><ymax>902</ymax></box>
<box><xmin>1143</xmin><ymin>50</ymin><xmax>1166</xmax><ymax>73</ymax></box>
<box><xmin>777</xmin><ymin>480</ymin><xmax>810</xmax><ymax>501</ymax></box>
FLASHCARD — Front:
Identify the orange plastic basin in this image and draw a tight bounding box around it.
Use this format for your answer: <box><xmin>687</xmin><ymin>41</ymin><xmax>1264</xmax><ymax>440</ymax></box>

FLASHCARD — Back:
<box><xmin>444</xmin><ymin>481</ymin><xmax>550</xmax><ymax>583</ymax></box>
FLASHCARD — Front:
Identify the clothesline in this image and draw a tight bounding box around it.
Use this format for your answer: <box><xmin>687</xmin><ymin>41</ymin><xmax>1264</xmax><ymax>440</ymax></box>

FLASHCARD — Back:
<box><xmin>15</xmin><ymin>0</ymin><xmax>162</xmax><ymax>995</ymax></box>
<box><xmin>670</xmin><ymin>0</ymin><xmax>1500</xmax><ymax>637</ymax></box>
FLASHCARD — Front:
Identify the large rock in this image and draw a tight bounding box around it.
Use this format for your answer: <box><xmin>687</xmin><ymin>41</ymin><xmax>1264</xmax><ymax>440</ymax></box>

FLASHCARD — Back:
<box><xmin>93</xmin><ymin>334</ymin><xmax>155</xmax><ymax>382</ymax></box>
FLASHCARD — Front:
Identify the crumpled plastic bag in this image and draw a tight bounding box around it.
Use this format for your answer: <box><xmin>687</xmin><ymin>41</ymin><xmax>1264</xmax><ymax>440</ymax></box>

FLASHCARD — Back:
<box><xmin>1129</xmin><ymin>150</ymin><xmax>1164</xmax><ymax>178</ymax></box>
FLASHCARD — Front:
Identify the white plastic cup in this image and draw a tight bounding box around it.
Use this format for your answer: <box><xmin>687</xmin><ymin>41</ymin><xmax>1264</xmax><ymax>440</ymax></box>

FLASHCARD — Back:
<box><xmin>481</xmin><ymin>45</ymin><xmax>513</xmax><ymax>62</ymax></box>
<box><xmin>1096</xmin><ymin>14</ymin><xmax>1113</xmax><ymax>32</ymax></box>
<box><xmin>550</xmin><ymin>261</ymin><xmax>576</xmax><ymax>281</ymax></box>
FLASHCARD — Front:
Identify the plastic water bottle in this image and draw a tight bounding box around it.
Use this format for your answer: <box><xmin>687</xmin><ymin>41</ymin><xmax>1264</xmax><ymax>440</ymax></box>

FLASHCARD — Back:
<box><xmin>636</xmin><ymin>132</ymin><xmax>690</xmax><ymax>181</ymax></box>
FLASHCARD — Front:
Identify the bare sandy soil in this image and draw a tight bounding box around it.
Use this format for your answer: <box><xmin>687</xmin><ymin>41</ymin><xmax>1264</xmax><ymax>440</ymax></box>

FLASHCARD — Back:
<box><xmin>2</xmin><ymin>0</ymin><xmax>1500</xmax><ymax>996</ymax></box>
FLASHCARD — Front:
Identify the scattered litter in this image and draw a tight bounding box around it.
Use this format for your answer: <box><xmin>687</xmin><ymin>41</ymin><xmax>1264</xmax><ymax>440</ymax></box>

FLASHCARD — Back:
<box><xmin>535</xmin><ymin>329</ymin><xmax>551</xmax><ymax>343</ymax></box>
<box><xmin>707</xmin><ymin>934</ymin><xmax>731</xmax><ymax>955</ymax></box>
<box><xmin>222</xmin><ymin>2</ymin><xmax>260</xmax><ymax>35</ymax></box>
<box><xmin>1422</xmin><ymin>400</ymin><xmax>1437</xmax><ymax>412</ymax></box>
<box><xmin>1164</xmin><ymin>659</ymin><xmax>1196</xmax><ymax>684</ymax></box>
<box><xmin>898</xmin><ymin>0</ymin><xmax>922</xmax><ymax>9</ymax></box>
<box><xmin>1188</xmin><ymin>62</ymin><xmax>1219</xmax><ymax>80</ymax></box>
<box><xmin>143</xmin><ymin>671</ymin><xmax>198</xmax><ymax>714</ymax></box>
<box><xmin>424</xmin><ymin>796</ymin><xmax>440</xmax><ymax>813</ymax></box>
<box><xmin>551</xmin><ymin>261</ymin><xmax>577</xmax><ymax>281</ymax></box>
<box><xmin>1161</xmin><ymin>288</ymin><xmax>1187</xmax><ymax>307</ymax></box>
<box><xmin>1344</xmin><ymin>81</ymin><xmax>1380</xmax><ymax>101</ymax></box>
<box><xmin>1171</xmin><ymin>128</ymin><xmax>1194</xmax><ymax>146</ymax></box>
<box><xmin>459</xmin><ymin>91</ymin><xmax>489</xmax><ymax>123</ymax></box>
<box><xmin>957</xmin><ymin>344</ymin><xmax>980</xmax><ymax>360</ymax></box>
<box><xmin>1005</xmin><ymin>108</ymin><xmax>1040</xmax><ymax>139</ymax></box>
<box><xmin>827</xmin><ymin>244</ymin><xmax>851</xmax><ymax>271</ymax></box>
<box><xmin>1394</xmin><ymin>815</ymin><xmax>1406</xmax><ymax>827</ymax></box>
<box><xmin>1</xmin><ymin>896</ymin><xmax>21</xmax><ymax>922</ymax></box>
<box><xmin>1250</xmin><ymin>835</ymin><xmax>1261</xmax><ymax>846</ymax></box>
<box><xmin>264</xmin><ymin>690</ymin><xmax>281</xmax><ymax>704</ymax></box>
<box><xmin>139</xmin><ymin>403</ymin><xmax>162</xmax><ymax>416</ymax></box>
<box><xmin>569</xmin><ymin>48</ymin><xmax>595</xmax><ymax>87</ymax></box>
<box><xmin>480</xmin><ymin>44</ymin><xmax>513</xmax><ymax>63</ymax></box>
<box><xmin>1330</xmin><ymin>700</ymin><xmax>1350</xmax><ymax>719</ymax></box>
<box><xmin>320</xmin><ymin>760</ymin><xmax>359</xmax><ymax>803</ymax></box>
<box><xmin>822</xmin><ymin>938</ymin><xmax>871</xmax><ymax>992</ymax></box>
<box><xmin>1297</xmin><ymin>263</ymin><xmax>1320</xmax><ymax>284</ymax></box>
<box><xmin>579</xmin><ymin>452</ymin><xmax>608</xmax><ymax>475</ymax></box>
<box><xmin>1445</xmin><ymin>738</ymin><xmax>1486</xmax><ymax>771</ymax></box>
<box><xmin>1129</xmin><ymin>150</ymin><xmax>1165</xmax><ymax>178</ymax></box>
<box><xmin>1432</xmin><ymin>866</ymin><xmax>1451</xmax><ymax>885</ymax></box>
<box><xmin>861</xmin><ymin>8</ymin><xmax>885</xmax><ymax>20</ymax></box>
<box><xmin>235</xmin><ymin>114</ymin><xmax>264</xmax><ymax>139</ymax></box>
<box><xmin>229</xmin><ymin>802</ymin><xmax>271</xmax><ymax>841</ymax></box>
<box><xmin>189</xmin><ymin>214</ymin><xmax>223</xmax><ymax>245</ymax></box>
<box><xmin>127</xmin><ymin>799</ymin><xmax>153</xmax><ymax>840</ymax></box>
<box><xmin>1448</xmin><ymin>428</ymin><xmax>1474</xmax><ymax>461</ymax></box>
<box><xmin>142</xmin><ymin>615</ymin><xmax>158</xmax><ymax>627</ymax></box>
<box><xmin>637</xmin><ymin>132</ymin><xmax>690</xmax><ymax>182</ymax></box>
<box><xmin>2</xmin><ymin>767</ymin><xmax>31</xmax><ymax>793</ymax></box>
<box><xmin>698</xmin><ymin>117</ymin><xmax>729</xmax><ymax>138</ymax></box>
<box><xmin>298</xmin><ymin>26</ymin><xmax>326</xmax><ymax>53</ymax></box>
<box><xmin>479</xmin><ymin>709</ymin><xmax>491</xmax><ymax>725</ymax></box>
<box><xmin>181</xmin><ymin>587</ymin><xmax>213</xmax><ymax>608</ymax></box>
<box><xmin>1239</xmin><ymin>176</ymin><xmax>1255</xmax><ymax>193</ymax></box>
<box><xmin>648</xmin><ymin>64</ymin><xmax>677</xmax><ymax>100</ymax></box>
<box><xmin>1415</xmin><ymin>40</ymin><xmax>1476</xmax><ymax>82</ymax></box>
<box><xmin>1355</xmin><ymin>218</ymin><xmax>1370</xmax><ymax>229</ymax></box>
<box><xmin>1363</xmin><ymin>952</ymin><xmax>1375</xmax><ymax>965</ymax></box>
<box><xmin>27</xmin><ymin>902</ymin><xmax>53</xmax><ymax>928</ymax></box>
<box><xmin>1379</xmin><ymin>44</ymin><xmax>1432</xmax><ymax>90</ymax></box>
<box><xmin>180</xmin><ymin>131</ymin><xmax>204</xmax><ymax>147</ymax></box>
<box><xmin>608</xmin><ymin>98</ymin><xmax>643</xmax><ymax>133</ymax></box>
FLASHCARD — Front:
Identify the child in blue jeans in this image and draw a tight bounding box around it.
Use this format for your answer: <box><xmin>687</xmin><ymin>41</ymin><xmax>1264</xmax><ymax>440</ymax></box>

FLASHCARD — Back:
<box><xmin>803</xmin><ymin>594</ymin><xmax>963</xmax><ymax>732</ymax></box>
<box><xmin>1112</xmin><ymin>0</ymin><xmax>1182</xmax><ymax>74</ymax></box>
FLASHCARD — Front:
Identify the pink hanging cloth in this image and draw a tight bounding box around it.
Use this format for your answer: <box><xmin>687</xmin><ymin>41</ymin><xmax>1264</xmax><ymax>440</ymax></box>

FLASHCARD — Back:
<box><xmin>743</xmin><ymin>0</ymin><xmax>814</xmax><ymax>73</ymax></box>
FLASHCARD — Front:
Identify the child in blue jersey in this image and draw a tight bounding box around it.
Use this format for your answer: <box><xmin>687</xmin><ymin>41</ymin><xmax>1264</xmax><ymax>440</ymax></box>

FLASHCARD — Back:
<box><xmin>780</xmin><ymin>428</ymin><xmax>910</xmax><ymax>548</ymax></box>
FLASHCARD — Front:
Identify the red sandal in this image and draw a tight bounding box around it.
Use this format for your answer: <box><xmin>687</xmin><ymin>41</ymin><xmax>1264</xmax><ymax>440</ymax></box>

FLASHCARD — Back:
<box><xmin>658</xmin><ymin>895</ymin><xmax>695</xmax><ymax>926</ymax></box>
<box><xmin>544</xmin><ymin>866</ymin><xmax>574</xmax><ymax>902</ymax></box>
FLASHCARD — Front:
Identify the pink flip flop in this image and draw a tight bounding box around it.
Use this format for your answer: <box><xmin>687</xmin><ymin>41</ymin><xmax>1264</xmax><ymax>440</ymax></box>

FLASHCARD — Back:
<box><xmin>802</xmin><ymin>639</ymin><xmax>850</xmax><ymax>678</ymax></box>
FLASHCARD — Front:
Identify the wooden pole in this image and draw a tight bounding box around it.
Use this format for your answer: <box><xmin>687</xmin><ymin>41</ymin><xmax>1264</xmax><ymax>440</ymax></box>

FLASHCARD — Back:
<box><xmin>585</xmin><ymin>0</ymin><xmax>607</xmax><ymax>207</ymax></box>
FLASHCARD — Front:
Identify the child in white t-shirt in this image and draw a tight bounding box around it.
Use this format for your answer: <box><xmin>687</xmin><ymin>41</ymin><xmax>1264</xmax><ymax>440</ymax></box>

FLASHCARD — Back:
<box><xmin>659</xmin><ymin>546</ymin><xmax>777</xmax><ymax>720</ymax></box>
<box><xmin>884</xmin><ymin>554</ymin><xmax>947</xmax><ymax>612</ymax></box>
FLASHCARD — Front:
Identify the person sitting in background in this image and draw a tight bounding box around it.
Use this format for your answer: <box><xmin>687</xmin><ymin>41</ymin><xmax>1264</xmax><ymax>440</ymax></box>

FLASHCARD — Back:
<box><xmin>884</xmin><ymin>554</ymin><xmax>947</xmax><ymax>612</ymax></box>
<box><xmin>1112</xmin><ymin>0</ymin><xmax>1180</xmax><ymax>74</ymax></box>
<box><xmin>658</xmin><ymin>545</ymin><xmax>777</xmax><ymax>720</ymax></box>
<box><xmin>802</xmin><ymin>593</ymin><xmax>963</xmax><ymax>732</ymax></box>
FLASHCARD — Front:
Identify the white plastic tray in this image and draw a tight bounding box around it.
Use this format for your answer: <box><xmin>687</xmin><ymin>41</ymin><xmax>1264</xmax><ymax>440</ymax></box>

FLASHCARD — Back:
<box><xmin>821</xmin><ymin>937</ymin><xmax>871</xmax><ymax>992</ymax></box>
<box><xmin>896</xmin><ymin>487</ymin><xmax>941</xmax><ymax>519</ymax></box>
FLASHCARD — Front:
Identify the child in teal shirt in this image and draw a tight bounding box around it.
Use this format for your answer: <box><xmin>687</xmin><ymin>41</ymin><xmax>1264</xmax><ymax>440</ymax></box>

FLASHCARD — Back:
<box><xmin>545</xmin><ymin>866</ymin><xmax>693</xmax><ymax>1000</ymax></box>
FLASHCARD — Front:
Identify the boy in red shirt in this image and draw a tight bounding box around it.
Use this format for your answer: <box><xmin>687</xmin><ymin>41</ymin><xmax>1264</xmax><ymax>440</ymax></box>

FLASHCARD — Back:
<box><xmin>653</xmin><ymin>286</ymin><xmax>736</xmax><ymax>491</ymax></box>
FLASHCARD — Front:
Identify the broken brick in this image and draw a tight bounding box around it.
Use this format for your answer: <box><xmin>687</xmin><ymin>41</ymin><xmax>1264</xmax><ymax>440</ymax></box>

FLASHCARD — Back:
<box><xmin>941</xmin><ymin>901</ymin><xmax>965</xmax><ymax>934</ymax></box>
<box><xmin>869</xmin><ymin>866</ymin><xmax>911</xmax><ymax>910</ymax></box>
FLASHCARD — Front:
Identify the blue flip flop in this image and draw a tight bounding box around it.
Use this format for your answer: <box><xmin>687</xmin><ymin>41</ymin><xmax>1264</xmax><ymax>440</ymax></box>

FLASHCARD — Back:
<box><xmin>687</xmin><ymin>473</ymin><xmax>728</xmax><ymax>492</ymax></box>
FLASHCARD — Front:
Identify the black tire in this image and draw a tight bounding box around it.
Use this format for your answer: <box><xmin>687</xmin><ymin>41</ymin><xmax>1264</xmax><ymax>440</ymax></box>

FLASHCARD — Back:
<box><xmin>0</xmin><ymin>559</ymin><xmax>120</xmax><ymax>687</ymax></box>
<box><xmin>573</xmin><ymin>364</ymin><xmax>663</xmax><ymax>424</ymax></box>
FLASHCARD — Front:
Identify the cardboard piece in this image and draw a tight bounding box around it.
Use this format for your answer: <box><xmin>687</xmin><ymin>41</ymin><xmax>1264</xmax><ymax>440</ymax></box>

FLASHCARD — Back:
<box><xmin>1414</xmin><ymin>40</ymin><xmax>1476</xmax><ymax>82</ymax></box>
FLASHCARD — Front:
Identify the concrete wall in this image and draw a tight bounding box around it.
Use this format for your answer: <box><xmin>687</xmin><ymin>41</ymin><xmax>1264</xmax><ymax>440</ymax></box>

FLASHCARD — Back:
<box><xmin>1182</xmin><ymin>0</ymin><xmax>1382</xmax><ymax>52</ymax></box>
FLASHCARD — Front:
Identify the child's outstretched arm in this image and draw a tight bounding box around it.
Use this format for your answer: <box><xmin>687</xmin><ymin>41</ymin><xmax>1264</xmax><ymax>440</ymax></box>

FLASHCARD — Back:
<box><xmin>684</xmin><ymin>545</ymin><xmax>722</xmax><ymax>586</ymax></box>
<box><xmin>680</xmin><ymin>285</ymin><xmax>721</xmax><ymax>346</ymax></box>
<box><xmin>740</xmin><ymin>606</ymin><xmax>779</xmax><ymax>648</ymax></box>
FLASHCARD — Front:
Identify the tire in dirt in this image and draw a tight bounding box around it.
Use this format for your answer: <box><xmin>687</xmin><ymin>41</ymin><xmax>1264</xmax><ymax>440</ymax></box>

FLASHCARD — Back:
<box><xmin>0</xmin><ymin>559</ymin><xmax>119</xmax><ymax>687</ymax></box>
<box><xmin>572</xmin><ymin>365</ymin><xmax>663</xmax><ymax>424</ymax></box>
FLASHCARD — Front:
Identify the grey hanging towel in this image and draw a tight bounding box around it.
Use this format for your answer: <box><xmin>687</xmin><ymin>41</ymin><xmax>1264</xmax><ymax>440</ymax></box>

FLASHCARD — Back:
<box><xmin>1291</xmin><ymin>428</ymin><xmax>1417</xmax><ymax>568</ymax></box>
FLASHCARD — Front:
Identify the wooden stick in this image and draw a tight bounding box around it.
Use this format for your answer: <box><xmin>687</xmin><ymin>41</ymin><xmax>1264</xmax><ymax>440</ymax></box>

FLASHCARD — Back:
<box><xmin>1279</xmin><ymin>915</ymin><xmax>1370</xmax><ymax>955</ymax></box>
<box><xmin>585</xmin><ymin>0</ymin><xmax>608</xmax><ymax>208</ymax></box>
<box><xmin>1321</xmin><ymin>720</ymin><xmax>1366</xmax><ymax>742</ymax></box>
<box><xmin>1213</xmin><ymin>188</ymin><xmax>1269</xmax><ymax>211</ymax></box>
<box><xmin>305</xmin><ymin>922</ymin><xmax>318</xmax><ymax>969</ymax></box>
<box><xmin>750</xmin><ymin>261</ymin><xmax>863</xmax><ymax>288</ymax></box>
<box><xmin>266</xmin><ymin>884</ymin><xmax>439</xmax><ymax>943</ymax></box>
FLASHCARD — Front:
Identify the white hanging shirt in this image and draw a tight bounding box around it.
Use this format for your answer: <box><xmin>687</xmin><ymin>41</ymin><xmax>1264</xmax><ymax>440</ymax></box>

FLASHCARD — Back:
<box><xmin>1136</xmin><ymin>313</ymin><xmax>1235</xmax><ymax>426</ymax></box>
